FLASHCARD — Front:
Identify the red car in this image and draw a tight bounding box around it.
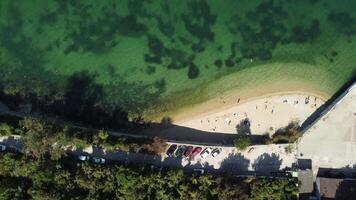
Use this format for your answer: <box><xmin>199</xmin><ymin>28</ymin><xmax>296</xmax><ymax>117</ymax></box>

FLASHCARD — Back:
<box><xmin>191</xmin><ymin>147</ymin><xmax>202</xmax><ymax>157</ymax></box>
<box><xmin>184</xmin><ymin>146</ymin><xmax>194</xmax><ymax>157</ymax></box>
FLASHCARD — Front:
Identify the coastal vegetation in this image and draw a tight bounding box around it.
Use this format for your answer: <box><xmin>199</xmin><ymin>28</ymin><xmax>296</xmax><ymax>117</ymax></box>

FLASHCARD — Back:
<box><xmin>0</xmin><ymin>151</ymin><xmax>299</xmax><ymax>200</ymax></box>
<box><xmin>0</xmin><ymin>116</ymin><xmax>159</xmax><ymax>157</ymax></box>
<box><xmin>0</xmin><ymin>117</ymin><xmax>299</xmax><ymax>199</ymax></box>
<box><xmin>234</xmin><ymin>136</ymin><xmax>251</xmax><ymax>151</ymax></box>
<box><xmin>265</xmin><ymin>121</ymin><xmax>302</xmax><ymax>144</ymax></box>
<box><xmin>0</xmin><ymin>0</ymin><xmax>356</xmax><ymax>124</ymax></box>
<box><xmin>0</xmin><ymin>119</ymin><xmax>296</xmax><ymax>200</ymax></box>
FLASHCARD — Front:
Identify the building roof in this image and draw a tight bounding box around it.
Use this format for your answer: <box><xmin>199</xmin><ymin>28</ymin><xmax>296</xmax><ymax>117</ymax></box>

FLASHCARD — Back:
<box><xmin>298</xmin><ymin>170</ymin><xmax>314</xmax><ymax>194</ymax></box>
<box><xmin>317</xmin><ymin>177</ymin><xmax>356</xmax><ymax>200</ymax></box>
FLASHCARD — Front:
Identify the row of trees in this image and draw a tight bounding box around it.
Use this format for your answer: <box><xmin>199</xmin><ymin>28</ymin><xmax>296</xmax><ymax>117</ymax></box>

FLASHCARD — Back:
<box><xmin>0</xmin><ymin>151</ymin><xmax>299</xmax><ymax>200</ymax></box>
<box><xmin>0</xmin><ymin>116</ymin><xmax>299</xmax><ymax>199</ymax></box>
<box><xmin>233</xmin><ymin>120</ymin><xmax>302</xmax><ymax>151</ymax></box>
<box><xmin>0</xmin><ymin>116</ymin><xmax>167</xmax><ymax>159</ymax></box>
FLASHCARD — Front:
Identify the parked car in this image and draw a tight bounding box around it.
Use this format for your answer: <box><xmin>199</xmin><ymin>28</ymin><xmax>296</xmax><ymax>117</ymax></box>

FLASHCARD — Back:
<box><xmin>78</xmin><ymin>155</ymin><xmax>90</xmax><ymax>161</ymax></box>
<box><xmin>211</xmin><ymin>148</ymin><xmax>222</xmax><ymax>157</ymax></box>
<box><xmin>193</xmin><ymin>168</ymin><xmax>205</xmax><ymax>174</ymax></box>
<box><xmin>0</xmin><ymin>144</ymin><xmax>6</xmax><ymax>152</ymax></box>
<box><xmin>191</xmin><ymin>147</ymin><xmax>202</xmax><ymax>157</ymax></box>
<box><xmin>184</xmin><ymin>146</ymin><xmax>194</xmax><ymax>157</ymax></box>
<box><xmin>92</xmin><ymin>157</ymin><xmax>106</xmax><ymax>164</ymax></box>
<box><xmin>166</xmin><ymin>144</ymin><xmax>178</xmax><ymax>156</ymax></box>
<box><xmin>175</xmin><ymin>145</ymin><xmax>187</xmax><ymax>157</ymax></box>
<box><xmin>200</xmin><ymin>148</ymin><xmax>212</xmax><ymax>158</ymax></box>
<box><xmin>271</xmin><ymin>171</ymin><xmax>292</xmax><ymax>178</ymax></box>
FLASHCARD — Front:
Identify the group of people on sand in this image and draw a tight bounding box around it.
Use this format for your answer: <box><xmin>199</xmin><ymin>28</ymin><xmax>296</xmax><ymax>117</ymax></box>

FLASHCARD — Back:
<box><xmin>199</xmin><ymin>95</ymin><xmax>321</xmax><ymax>133</ymax></box>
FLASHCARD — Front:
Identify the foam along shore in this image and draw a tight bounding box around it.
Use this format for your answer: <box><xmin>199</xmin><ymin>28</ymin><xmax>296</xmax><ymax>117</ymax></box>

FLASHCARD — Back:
<box><xmin>173</xmin><ymin>93</ymin><xmax>326</xmax><ymax>136</ymax></box>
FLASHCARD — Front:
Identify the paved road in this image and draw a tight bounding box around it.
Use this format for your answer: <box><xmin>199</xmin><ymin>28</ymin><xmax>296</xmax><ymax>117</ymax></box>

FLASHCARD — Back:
<box><xmin>68</xmin><ymin>144</ymin><xmax>297</xmax><ymax>176</ymax></box>
<box><xmin>0</xmin><ymin>101</ymin><xmax>296</xmax><ymax>176</ymax></box>
<box><xmin>1</xmin><ymin>134</ymin><xmax>296</xmax><ymax>176</ymax></box>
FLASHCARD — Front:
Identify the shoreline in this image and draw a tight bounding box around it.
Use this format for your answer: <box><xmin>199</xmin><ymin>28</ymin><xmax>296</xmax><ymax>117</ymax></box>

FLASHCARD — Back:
<box><xmin>171</xmin><ymin>81</ymin><xmax>330</xmax><ymax>123</ymax></box>
<box><xmin>144</xmin><ymin>62</ymin><xmax>337</xmax><ymax>122</ymax></box>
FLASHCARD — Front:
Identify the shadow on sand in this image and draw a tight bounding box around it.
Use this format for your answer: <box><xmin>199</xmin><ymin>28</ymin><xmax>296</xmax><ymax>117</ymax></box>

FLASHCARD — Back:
<box><xmin>141</xmin><ymin>123</ymin><xmax>267</xmax><ymax>146</ymax></box>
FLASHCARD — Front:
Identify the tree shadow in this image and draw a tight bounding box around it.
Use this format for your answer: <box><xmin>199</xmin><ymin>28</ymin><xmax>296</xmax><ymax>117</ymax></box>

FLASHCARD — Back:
<box><xmin>186</xmin><ymin>159</ymin><xmax>215</xmax><ymax>171</ymax></box>
<box><xmin>220</xmin><ymin>153</ymin><xmax>250</xmax><ymax>174</ymax></box>
<box><xmin>52</xmin><ymin>71</ymin><xmax>131</xmax><ymax>130</ymax></box>
<box><xmin>235</xmin><ymin>118</ymin><xmax>251</xmax><ymax>135</ymax></box>
<box><xmin>160</xmin><ymin>154</ymin><xmax>184</xmax><ymax>168</ymax></box>
<box><xmin>143</xmin><ymin>123</ymin><xmax>268</xmax><ymax>146</ymax></box>
<box><xmin>64</xmin><ymin>71</ymin><xmax>103</xmax><ymax>117</ymax></box>
<box><xmin>252</xmin><ymin>153</ymin><xmax>283</xmax><ymax>172</ymax></box>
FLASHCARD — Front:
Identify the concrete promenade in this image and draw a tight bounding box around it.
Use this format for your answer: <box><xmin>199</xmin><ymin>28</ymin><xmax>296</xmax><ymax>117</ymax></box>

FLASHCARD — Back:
<box><xmin>298</xmin><ymin>81</ymin><xmax>356</xmax><ymax>176</ymax></box>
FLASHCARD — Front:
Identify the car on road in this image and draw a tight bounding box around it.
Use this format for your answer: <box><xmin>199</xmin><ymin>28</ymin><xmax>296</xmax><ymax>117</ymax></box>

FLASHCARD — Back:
<box><xmin>0</xmin><ymin>144</ymin><xmax>6</xmax><ymax>152</ymax></box>
<box><xmin>175</xmin><ymin>145</ymin><xmax>187</xmax><ymax>157</ymax></box>
<box><xmin>191</xmin><ymin>147</ymin><xmax>202</xmax><ymax>157</ymax></box>
<box><xmin>184</xmin><ymin>146</ymin><xmax>194</xmax><ymax>157</ymax></box>
<box><xmin>78</xmin><ymin>155</ymin><xmax>90</xmax><ymax>161</ymax></box>
<box><xmin>211</xmin><ymin>148</ymin><xmax>222</xmax><ymax>157</ymax></box>
<box><xmin>92</xmin><ymin>157</ymin><xmax>106</xmax><ymax>164</ymax></box>
<box><xmin>271</xmin><ymin>171</ymin><xmax>292</xmax><ymax>178</ymax></box>
<box><xmin>200</xmin><ymin>148</ymin><xmax>212</xmax><ymax>158</ymax></box>
<box><xmin>166</xmin><ymin>144</ymin><xmax>177</xmax><ymax>156</ymax></box>
<box><xmin>193</xmin><ymin>168</ymin><xmax>205</xmax><ymax>174</ymax></box>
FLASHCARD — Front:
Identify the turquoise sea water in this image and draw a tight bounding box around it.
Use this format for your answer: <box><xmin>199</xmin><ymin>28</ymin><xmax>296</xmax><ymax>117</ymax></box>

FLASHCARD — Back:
<box><xmin>0</xmin><ymin>0</ymin><xmax>356</xmax><ymax>119</ymax></box>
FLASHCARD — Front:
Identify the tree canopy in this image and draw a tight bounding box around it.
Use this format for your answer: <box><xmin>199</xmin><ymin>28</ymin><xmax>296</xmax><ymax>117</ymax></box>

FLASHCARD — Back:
<box><xmin>0</xmin><ymin>117</ymin><xmax>299</xmax><ymax>200</ymax></box>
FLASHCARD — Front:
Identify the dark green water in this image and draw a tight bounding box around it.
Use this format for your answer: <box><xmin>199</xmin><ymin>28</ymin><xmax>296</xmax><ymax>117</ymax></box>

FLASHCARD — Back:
<box><xmin>0</xmin><ymin>0</ymin><xmax>356</xmax><ymax>119</ymax></box>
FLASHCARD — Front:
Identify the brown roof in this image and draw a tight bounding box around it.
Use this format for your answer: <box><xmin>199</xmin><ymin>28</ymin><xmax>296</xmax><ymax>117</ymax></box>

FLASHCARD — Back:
<box><xmin>318</xmin><ymin>178</ymin><xmax>356</xmax><ymax>200</ymax></box>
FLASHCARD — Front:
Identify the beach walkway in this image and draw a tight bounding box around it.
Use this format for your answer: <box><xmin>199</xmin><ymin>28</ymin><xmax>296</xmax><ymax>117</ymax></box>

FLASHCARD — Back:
<box><xmin>298</xmin><ymin>82</ymin><xmax>356</xmax><ymax>175</ymax></box>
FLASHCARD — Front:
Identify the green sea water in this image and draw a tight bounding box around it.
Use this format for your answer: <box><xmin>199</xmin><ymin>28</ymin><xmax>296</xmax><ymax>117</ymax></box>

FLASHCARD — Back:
<box><xmin>0</xmin><ymin>0</ymin><xmax>356</xmax><ymax>120</ymax></box>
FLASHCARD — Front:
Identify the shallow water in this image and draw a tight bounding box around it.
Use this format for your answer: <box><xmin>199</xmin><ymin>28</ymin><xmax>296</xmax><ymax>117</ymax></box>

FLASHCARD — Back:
<box><xmin>0</xmin><ymin>0</ymin><xmax>356</xmax><ymax>118</ymax></box>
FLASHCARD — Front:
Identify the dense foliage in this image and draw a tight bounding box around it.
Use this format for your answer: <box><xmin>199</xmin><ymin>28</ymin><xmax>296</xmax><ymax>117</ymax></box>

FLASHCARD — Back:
<box><xmin>266</xmin><ymin>121</ymin><xmax>301</xmax><ymax>144</ymax></box>
<box><xmin>0</xmin><ymin>117</ymin><xmax>156</xmax><ymax>158</ymax></box>
<box><xmin>234</xmin><ymin>136</ymin><xmax>251</xmax><ymax>151</ymax></box>
<box><xmin>0</xmin><ymin>152</ymin><xmax>298</xmax><ymax>200</ymax></box>
<box><xmin>0</xmin><ymin>117</ymin><xmax>299</xmax><ymax>199</ymax></box>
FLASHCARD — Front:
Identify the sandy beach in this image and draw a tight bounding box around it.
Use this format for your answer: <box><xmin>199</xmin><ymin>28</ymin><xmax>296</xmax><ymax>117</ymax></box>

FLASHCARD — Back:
<box><xmin>173</xmin><ymin>92</ymin><xmax>326</xmax><ymax>136</ymax></box>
